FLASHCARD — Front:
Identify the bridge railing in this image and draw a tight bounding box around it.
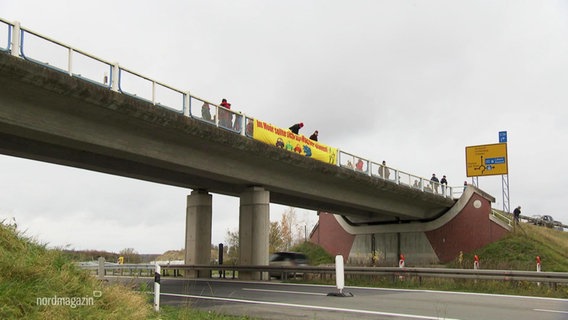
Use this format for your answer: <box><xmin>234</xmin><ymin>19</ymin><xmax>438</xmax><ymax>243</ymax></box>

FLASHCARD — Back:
<box><xmin>0</xmin><ymin>17</ymin><xmax>457</xmax><ymax>200</ymax></box>
<box><xmin>491</xmin><ymin>209</ymin><xmax>513</xmax><ymax>227</ymax></box>
<box><xmin>338</xmin><ymin>150</ymin><xmax>454</xmax><ymax>198</ymax></box>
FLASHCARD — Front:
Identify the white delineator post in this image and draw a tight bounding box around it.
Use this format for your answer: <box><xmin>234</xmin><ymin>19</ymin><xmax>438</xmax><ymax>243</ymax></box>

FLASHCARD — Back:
<box><xmin>398</xmin><ymin>254</ymin><xmax>405</xmax><ymax>268</ymax></box>
<box><xmin>327</xmin><ymin>254</ymin><xmax>352</xmax><ymax>297</ymax></box>
<box><xmin>536</xmin><ymin>256</ymin><xmax>542</xmax><ymax>287</ymax></box>
<box><xmin>398</xmin><ymin>254</ymin><xmax>405</xmax><ymax>280</ymax></box>
<box><xmin>154</xmin><ymin>264</ymin><xmax>161</xmax><ymax>312</ymax></box>
<box><xmin>335</xmin><ymin>255</ymin><xmax>345</xmax><ymax>294</ymax></box>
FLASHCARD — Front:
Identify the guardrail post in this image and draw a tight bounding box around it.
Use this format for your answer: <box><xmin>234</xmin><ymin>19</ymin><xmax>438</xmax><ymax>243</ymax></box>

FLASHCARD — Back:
<box><xmin>10</xmin><ymin>21</ymin><xmax>21</xmax><ymax>57</ymax></box>
<box><xmin>67</xmin><ymin>47</ymin><xmax>73</xmax><ymax>76</ymax></box>
<box><xmin>97</xmin><ymin>257</ymin><xmax>105</xmax><ymax>279</ymax></box>
<box><xmin>183</xmin><ymin>92</ymin><xmax>190</xmax><ymax>117</ymax></box>
<box><xmin>111</xmin><ymin>62</ymin><xmax>119</xmax><ymax>92</ymax></box>
<box><xmin>219</xmin><ymin>243</ymin><xmax>224</xmax><ymax>279</ymax></box>
<box><xmin>239</xmin><ymin>113</ymin><xmax>246</xmax><ymax>136</ymax></box>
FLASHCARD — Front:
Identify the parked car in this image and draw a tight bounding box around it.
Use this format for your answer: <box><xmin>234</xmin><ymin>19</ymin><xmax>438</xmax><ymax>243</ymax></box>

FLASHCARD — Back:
<box><xmin>269</xmin><ymin>252</ymin><xmax>308</xmax><ymax>279</ymax></box>
<box><xmin>541</xmin><ymin>215</ymin><xmax>555</xmax><ymax>228</ymax></box>
<box><xmin>531</xmin><ymin>214</ymin><xmax>555</xmax><ymax>228</ymax></box>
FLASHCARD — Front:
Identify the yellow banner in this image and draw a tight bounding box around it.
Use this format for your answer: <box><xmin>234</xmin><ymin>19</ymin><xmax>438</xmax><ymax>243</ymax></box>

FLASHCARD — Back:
<box><xmin>253</xmin><ymin>119</ymin><xmax>337</xmax><ymax>165</ymax></box>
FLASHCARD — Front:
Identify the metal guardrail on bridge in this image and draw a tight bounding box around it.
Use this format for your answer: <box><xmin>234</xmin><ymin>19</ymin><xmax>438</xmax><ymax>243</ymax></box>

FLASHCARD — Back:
<box><xmin>0</xmin><ymin>17</ymin><xmax>459</xmax><ymax>200</ymax></box>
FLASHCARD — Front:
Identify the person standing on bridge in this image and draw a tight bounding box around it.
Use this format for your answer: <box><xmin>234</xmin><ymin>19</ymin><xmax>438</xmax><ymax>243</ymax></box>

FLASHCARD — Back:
<box><xmin>355</xmin><ymin>159</ymin><xmax>364</xmax><ymax>171</ymax></box>
<box><xmin>309</xmin><ymin>130</ymin><xmax>318</xmax><ymax>141</ymax></box>
<box><xmin>201</xmin><ymin>102</ymin><xmax>212</xmax><ymax>122</ymax></box>
<box><xmin>379</xmin><ymin>160</ymin><xmax>390</xmax><ymax>180</ymax></box>
<box><xmin>289</xmin><ymin>122</ymin><xmax>304</xmax><ymax>134</ymax></box>
<box><xmin>440</xmin><ymin>175</ymin><xmax>448</xmax><ymax>195</ymax></box>
<box><xmin>430</xmin><ymin>174</ymin><xmax>440</xmax><ymax>193</ymax></box>
<box><xmin>219</xmin><ymin>99</ymin><xmax>233</xmax><ymax>128</ymax></box>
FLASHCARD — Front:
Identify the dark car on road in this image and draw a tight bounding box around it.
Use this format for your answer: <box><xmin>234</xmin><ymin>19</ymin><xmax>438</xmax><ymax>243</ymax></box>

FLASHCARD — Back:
<box><xmin>269</xmin><ymin>252</ymin><xmax>308</xmax><ymax>279</ymax></box>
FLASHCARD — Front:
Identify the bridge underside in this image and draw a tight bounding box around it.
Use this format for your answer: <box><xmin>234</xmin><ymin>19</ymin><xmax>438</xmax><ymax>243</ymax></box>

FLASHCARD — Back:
<box><xmin>0</xmin><ymin>52</ymin><xmax>455</xmax><ymax>223</ymax></box>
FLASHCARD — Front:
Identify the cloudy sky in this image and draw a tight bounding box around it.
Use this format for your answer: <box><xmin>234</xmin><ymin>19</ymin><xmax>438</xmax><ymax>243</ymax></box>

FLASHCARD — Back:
<box><xmin>1</xmin><ymin>1</ymin><xmax>567</xmax><ymax>254</ymax></box>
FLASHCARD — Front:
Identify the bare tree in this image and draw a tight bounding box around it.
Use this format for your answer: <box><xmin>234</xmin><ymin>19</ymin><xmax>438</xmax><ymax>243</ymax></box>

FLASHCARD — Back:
<box><xmin>280</xmin><ymin>207</ymin><xmax>303</xmax><ymax>250</ymax></box>
<box><xmin>224</xmin><ymin>228</ymin><xmax>239</xmax><ymax>263</ymax></box>
<box><xmin>118</xmin><ymin>247</ymin><xmax>141</xmax><ymax>264</ymax></box>
<box><xmin>269</xmin><ymin>221</ymin><xmax>284</xmax><ymax>253</ymax></box>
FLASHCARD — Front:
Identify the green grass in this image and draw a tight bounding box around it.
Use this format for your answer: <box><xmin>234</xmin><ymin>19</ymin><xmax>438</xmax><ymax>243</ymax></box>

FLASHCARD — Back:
<box><xmin>448</xmin><ymin>222</ymin><xmax>568</xmax><ymax>271</ymax></box>
<box><xmin>290</xmin><ymin>241</ymin><xmax>334</xmax><ymax>265</ymax></box>
<box><xmin>0</xmin><ymin>220</ymin><xmax>255</xmax><ymax>320</ymax></box>
<box><xmin>0</xmin><ymin>221</ymin><xmax>154</xmax><ymax>319</ymax></box>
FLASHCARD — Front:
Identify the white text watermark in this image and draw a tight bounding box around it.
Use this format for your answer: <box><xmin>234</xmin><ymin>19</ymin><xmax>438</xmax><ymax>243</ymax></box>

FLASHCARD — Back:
<box><xmin>36</xmin><ymin>291</ymin><xmax>101</xmax><ymax>308</ymax></box>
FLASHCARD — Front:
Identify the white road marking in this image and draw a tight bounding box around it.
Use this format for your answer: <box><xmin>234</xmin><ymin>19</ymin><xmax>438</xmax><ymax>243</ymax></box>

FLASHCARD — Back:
<box><xmin>187</xmin><ymin>279</ymin><xmax>568</xmax><ymax>302</ymax></box>
<box><xmin>242</xmin><ymin>288</ymin><xmax>327</xmax><ymax>296</ymax></box>
<box><xmin>160</xmin><ymin>292</ymin><xmax>462</xmax><ymax>320</ymax></box>
<box><xmin>533</xmin><ymin>308</ymin><xmax>568</xmax><ymax>314</ymax></box>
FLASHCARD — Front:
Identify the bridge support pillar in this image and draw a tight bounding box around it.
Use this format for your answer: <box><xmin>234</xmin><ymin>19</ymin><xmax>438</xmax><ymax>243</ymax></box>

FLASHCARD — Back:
<box><xmin>239</xmin><ymin>186</ymin><xmax>270</xmax><ymax>280</ymax></box>
<box><xmin>184</xmin><ymin>189</ymin><xmax>212</xmax><ymax>278</ymax></box>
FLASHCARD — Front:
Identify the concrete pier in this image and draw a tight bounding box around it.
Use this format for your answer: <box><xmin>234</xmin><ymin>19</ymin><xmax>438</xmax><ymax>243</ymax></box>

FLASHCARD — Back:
<box><xmin>238</xmin><ymin>186</ymin><xmax>270</xmax><ymax>280</ymax></box>
<box><xmin>184</xmin><ymin>189</ymin><xmax>212</xmax><ymax>278</ymax></box>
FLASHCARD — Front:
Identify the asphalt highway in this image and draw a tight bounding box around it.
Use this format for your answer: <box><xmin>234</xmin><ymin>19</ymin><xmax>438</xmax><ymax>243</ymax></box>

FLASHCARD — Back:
<box><xmin>153</xmin><ymin>278</ymin><xmax>568</xmax><ymax>320</ymax></box>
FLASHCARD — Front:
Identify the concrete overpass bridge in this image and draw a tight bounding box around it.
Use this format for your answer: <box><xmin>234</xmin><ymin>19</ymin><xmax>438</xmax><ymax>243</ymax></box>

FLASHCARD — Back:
<box><xmin>0</xmin><ymin>19</ymin><xmax>508</xmax><ymax>274</ymax></box>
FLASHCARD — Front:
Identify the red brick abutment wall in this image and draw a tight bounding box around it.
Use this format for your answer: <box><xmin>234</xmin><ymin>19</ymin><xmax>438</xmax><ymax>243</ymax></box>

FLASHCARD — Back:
<box><xmin>310</xmin><ymin>186</ymin><xmax>510</xmax><ymax>265</ymax></box>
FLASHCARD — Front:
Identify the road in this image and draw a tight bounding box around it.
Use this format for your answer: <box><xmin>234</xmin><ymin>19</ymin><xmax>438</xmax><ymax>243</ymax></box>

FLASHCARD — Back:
<box><xmin>151</xmin><ymin>278</ymin><xmax>568</xmax><ymax>320</ymax></box>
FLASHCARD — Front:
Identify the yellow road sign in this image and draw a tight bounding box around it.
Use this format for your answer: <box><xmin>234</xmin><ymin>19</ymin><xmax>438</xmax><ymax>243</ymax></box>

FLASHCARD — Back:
<box><xmin>465</xmin><ymin>143</ymin><xmax>508</xmax><ymax>177</ymax></box>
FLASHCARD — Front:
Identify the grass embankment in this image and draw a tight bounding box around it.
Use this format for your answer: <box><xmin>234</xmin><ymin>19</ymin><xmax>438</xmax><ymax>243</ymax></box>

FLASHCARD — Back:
<box><xmin>0</xmin><ymin>221</ymin><xmax>252</xmax><ymax>320</ymax></box>
<box><xmin>454</xmin><ymin>222</ymin><xmax>568</xmax><ymax>272</ymax></box>
<box><xmin>0</xmin><ymin>221</ymin><xmax>152</xmax><ymax>319</ymax></box>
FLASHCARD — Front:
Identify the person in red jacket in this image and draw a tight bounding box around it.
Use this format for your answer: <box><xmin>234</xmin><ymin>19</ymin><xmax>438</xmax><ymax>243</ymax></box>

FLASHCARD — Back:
<box><xmin>289</xmin><ymin>122</ymin><xmax>304</xmax><ymax>134</ymax></box>
<box><xmin>219</xmin><ymin>98</ymin><xmax>232</xmax><ymax>128</ymax></box>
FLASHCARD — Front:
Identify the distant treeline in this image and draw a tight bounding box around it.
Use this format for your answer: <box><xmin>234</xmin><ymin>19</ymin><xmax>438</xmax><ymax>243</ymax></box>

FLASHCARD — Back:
<box><xmin>62</xmin><ymin>249</ymin><xmax>159</xmax><ymax>263</ymax></box>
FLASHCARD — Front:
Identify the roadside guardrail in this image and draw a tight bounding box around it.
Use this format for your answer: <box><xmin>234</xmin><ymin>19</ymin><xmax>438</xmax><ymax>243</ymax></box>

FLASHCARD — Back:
<box><xmin>79</xmin><ymin>262</ymin><xmax>568</xmax><ymax>286</ymax></box>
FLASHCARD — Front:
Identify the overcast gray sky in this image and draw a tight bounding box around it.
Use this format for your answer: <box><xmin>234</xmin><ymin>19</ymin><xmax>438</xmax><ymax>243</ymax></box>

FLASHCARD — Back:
<box><xmin>1</xmin><ymin>1</ymin><xmax>567</xmax><ymax>254</ymax></box>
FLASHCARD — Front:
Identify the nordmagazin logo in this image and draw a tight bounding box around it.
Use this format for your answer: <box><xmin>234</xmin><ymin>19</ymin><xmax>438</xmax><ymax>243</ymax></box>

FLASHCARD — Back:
<box><xmin>36</xmin><ymin>291</ymin><xmax>101</xmax><ymax>308</ymax></box>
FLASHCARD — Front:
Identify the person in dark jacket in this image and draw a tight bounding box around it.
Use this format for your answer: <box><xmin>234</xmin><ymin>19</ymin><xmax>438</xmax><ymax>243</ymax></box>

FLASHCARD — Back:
<box><xmin>440</xmin><ymin>175</ymin><xmax>448</xmax><ymax>195</ymax></box>
<box><xmin>309</xmin><ymin>130</ymin><xmax>318</xmax><ymax>141</ymax></box>
<box><xmin>430</xmin><ymin>174</ymin><xmax>440</xmax><ymax>194</ymax></box>
<box><xmin>289</xmin><ymin>122</ymin><xmax>304</xmax><ymax>134</ymax></box>
<box><xmin>513</xmin><ymin>206</ymin><xmax>521</xmax><ymax>224</ymax></box>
